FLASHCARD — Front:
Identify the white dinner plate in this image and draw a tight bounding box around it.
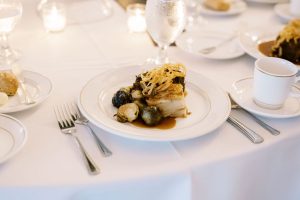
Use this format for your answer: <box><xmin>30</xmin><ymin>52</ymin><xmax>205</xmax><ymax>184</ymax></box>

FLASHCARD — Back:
<box><xmin>230</xmin><ymin>77</ymin><xmax>300</xmax><ymax>118</ymax></box>
<box><xmin>238</xmin><ymin>25</ymin><xmax>282</xmax><ymax>59</ymax></box>
<box><xmin>246</xmin><ymin>0</ymin><xmax>287</xmax><ymax>4</ymax></box>
<box><xmin>176</xmin><ymin>29</ymin><xmax>245</xmax><ymax>60</ymax></box>
<box><xmin>274</xmin><ymin>3</ymin><xmax>299</xmax><ymax>22</ymax></box>
<box><xmin>0</xmin><ymin>114</ymin><xmax>27</xmax><ymax>164</ymax></box>
<box><xmin>199</xmin><ymin>1</ymin><xmax>247</xmax><ymax>16</ymax></box>
<box><xmin>78</xmin><ymin>66</ymin><xmax>231</xmax><ymax>141</ymax></box>
<box><xmin>0</xmin><ymin>70</ymin><xmax>52</xmax><ymax>113</ymax></box>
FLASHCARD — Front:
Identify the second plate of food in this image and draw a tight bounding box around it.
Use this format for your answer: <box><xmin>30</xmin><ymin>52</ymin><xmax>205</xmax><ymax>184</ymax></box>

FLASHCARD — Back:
<box><xmin>176</xmin><ymin>29</ymin><xmax>245</xmax><ymax>60</ymax></box>
<box><xmin>78</xmin><ymin>65</ymin><xmax>231</xmax><ymax>141</ymax></box>
<box><xmin>238</xmin><ymin>25</ymin><xmax>283</xmax><ymax>59</ymax></box>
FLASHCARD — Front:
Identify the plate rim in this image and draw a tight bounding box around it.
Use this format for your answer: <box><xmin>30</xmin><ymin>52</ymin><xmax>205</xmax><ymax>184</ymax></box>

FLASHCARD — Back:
<box><xmin>0</xmin><ymin>113</ymin><xmax>27</xmax><ymax>164</ymax></box>
<box><xmin>230</xmin><ymin>77</ymin><xmax>300</xmax><ymax>118</ymax></box>
<box><xmin>78</xmin><ymin>66</ymin><xmax>231</xmax><ymax>141</ymax></box>
<box><xmin>0</xmin><ymin>70</ymin><xmax>53</xmax><ymax>113</ymax></box>
<box><xmin>246</xmin><ymin>0</ymin><xmax>288</xmax><ymax>4</ymax></box>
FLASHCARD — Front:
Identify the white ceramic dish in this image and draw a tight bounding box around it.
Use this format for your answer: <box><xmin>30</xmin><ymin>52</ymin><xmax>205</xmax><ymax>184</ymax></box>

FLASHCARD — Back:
<box><xmin>0</xmin><ymin>70</ymin><xmax>52</xmax><ymax>113</ymax></box>
<box><xmin>238</xmin><ymin>25</ymin><xmax>282</xmax><ymax>59</ymax></box>
<box><xmin>274</xmin><ymin>3</ymin><xmax>298</xmax><ymax>22</ymax></box>
<box><xmin>199</xmin><ymin>1</ymin><xmax>247</xmax><ymax>16</ymax></box>
<box><xmin>230</xmin><ymin>77</ymin><xmax>300</xmax><ymax>118</ymax></box>
<box><xmin>176</xmin><ymin>29</ymin><xmax>244</xmax><ymax>60</ymax></box>
<box><xmin>78</xmin><ymin>66</ymin><xmax>231</xmax><ymax>141</ymax></box>
<box><xmin>0</xmin><ymin>114</ymin><xmax>27</xmax><ymax>164</ymax></box>
<box><xmin>246</xmin><ymin>0</ymin><xmax>287</xmax><ymax>4</ymax></box>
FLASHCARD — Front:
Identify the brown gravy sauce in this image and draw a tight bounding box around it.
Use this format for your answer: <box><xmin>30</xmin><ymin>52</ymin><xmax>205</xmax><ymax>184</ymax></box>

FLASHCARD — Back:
<box><xmin>258</xmin><ymin>40</ymin><xmax>300</xmax><ymax>65</ymax></box>
<box><xmin>258</xmin><ymin>40</ymin><xmax>275</xmax><ymax>57</ymax></box>
<box><xmin>132</xmin><ymin>117</ymin><xmax>176</xmax><ymax>130</ymax></box>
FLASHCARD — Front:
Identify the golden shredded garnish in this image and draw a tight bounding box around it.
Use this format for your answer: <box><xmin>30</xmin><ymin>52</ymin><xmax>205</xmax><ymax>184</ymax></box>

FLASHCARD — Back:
<box><xmin>272</xmin><ymin>19</ymin><xmax>300</xmax><ymax>56</ymax></box>
<box><xmin>140</xmin><ymin>63</ymin><xmax>186</xmax><ymax>97</ymax></box>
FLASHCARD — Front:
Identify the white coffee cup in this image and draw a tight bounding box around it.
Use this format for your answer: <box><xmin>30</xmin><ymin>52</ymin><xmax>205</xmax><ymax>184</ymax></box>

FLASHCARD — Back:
<box><xmin>290</xmin><ymin>0</ymin><xmax>300</xmax><ymax>17</ymax></box>
<box><xmin>253</xmin><ymin>57</ymin><xmax>300</xmax><ymax>109</ymax></box>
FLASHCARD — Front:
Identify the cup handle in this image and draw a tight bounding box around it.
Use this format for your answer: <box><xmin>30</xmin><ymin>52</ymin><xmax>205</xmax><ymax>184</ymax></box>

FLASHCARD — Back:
<box><xmin>290</xmin><ymin>76</ymin><xmax>300</xmax><ymax>97</ymax></box>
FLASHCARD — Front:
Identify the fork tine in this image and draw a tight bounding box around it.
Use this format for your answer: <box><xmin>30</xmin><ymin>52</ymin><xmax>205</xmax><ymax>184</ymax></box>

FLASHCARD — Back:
<box><xmin>66</xmin><ymin>103</ymin><xmax>77</xmax><ymax>121</ymax></box>
<box><xmin>62</xmin><ymin>103</ymin><xmax>75</xmax><ymax>127</ymax></box>
<box><xmin>57</xmin><ymin>104</ymin><xmax>69</xmax><ymax>128</ymax></box>
<box><xmin>54</xmin><ymin>106</ymin><xmax>63</xmax><ymax>129</ymax></box>
<box><xmin>71</xmin><ymin>102</ymin><xmax>80</xmax><ymax>119</ymax></box>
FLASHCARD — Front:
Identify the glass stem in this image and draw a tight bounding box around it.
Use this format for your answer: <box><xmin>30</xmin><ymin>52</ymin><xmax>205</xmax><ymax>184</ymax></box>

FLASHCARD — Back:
<box><xmin>157</xmin><ymin>44</ymin><xmax>169</xmax><ymax>64</ymax></box>
<box><xmin>0</xmin><ymin>33</ymin><xmax>9</xmax><ymax>50</ymax></box>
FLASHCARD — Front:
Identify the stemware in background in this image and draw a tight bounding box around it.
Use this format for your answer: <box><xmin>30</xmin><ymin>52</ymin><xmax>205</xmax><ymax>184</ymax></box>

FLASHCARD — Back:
<box><xmin>185</xmin><ymin>0</ymin><xmax>205</xmax><ymax>29</ymax></box>
<box><xmin>145</xmin><ymin>0</ymin><xmax>186</xmax><ymax>65</ymax></box>
<box><xmin>0</xmin><ymin>0</ymin><xmax>22</xmax><ymax>67</ymax></box>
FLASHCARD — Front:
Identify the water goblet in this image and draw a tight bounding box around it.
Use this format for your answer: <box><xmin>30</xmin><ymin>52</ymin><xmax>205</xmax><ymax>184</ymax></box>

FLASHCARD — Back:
<box><xmin>145</xmin><ymin>0</ymin><xmax>186</xmax><ymax>65</ymax></box>
<box><xmin>0</xmin><ymin>0</ymin><xmax>22</xmax><ymax>66</ymax></box>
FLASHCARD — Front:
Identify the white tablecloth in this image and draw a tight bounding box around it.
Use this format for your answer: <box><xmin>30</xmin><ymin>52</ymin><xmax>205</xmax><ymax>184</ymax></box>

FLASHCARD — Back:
<box><xmin>0</xmin><ymin>0</ymin><xmax>300</xmax><ymax>199</ymax></box>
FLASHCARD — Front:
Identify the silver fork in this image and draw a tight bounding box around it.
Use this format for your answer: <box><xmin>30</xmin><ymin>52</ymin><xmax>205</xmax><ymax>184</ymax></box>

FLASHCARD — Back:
<box><xmin>67</xmin><ymin>103</ymin><xmax>112</xmax><ymax>157</ymax></box>
<box><xmin>11</xmin><ymin>64</ymin><xmax>36</xmax><ymax>105</ymax></box>
<box><xmin>198</xmin><ymin>35</ymin><xmax>236</xmax><ymax>54</ymax></box>
<box><xmin>54</xmin><ymin>104</ymin><xmax>100</xmax><ymax>175</ymax></box>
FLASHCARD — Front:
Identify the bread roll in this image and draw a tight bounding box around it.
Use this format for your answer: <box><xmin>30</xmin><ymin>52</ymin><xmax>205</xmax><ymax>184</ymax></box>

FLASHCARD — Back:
<box><xmin>0</xmin><ymin>71</ymin><xmax>19</xmax><ymax>96</ymax></box>
<box><xmin>204</xmin><ymin>0</ymin><xmax>230</xmax><ymax>11</ymax></box>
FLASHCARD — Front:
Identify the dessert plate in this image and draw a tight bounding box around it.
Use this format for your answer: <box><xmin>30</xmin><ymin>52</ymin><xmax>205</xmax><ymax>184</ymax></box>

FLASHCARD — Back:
<box><xmin>238</xmin><ymin>25</ymin><xmax>282</xmax><ymax>59</ymax></box>
<box><xmin>0</xmin><ymin>70</ymin><xmax>52</xmax><ymax>113</ymax></box>
<box><xmin>274</xmin><ymin>3</ymin><xmax>298</xmax><ymax>22</ymax></box>
<box><xmin>0</xmin><ymin>114</ymin><xmax>27</xmax><ymax>164</ymax></box>
<box><xmin>199</xmin><ymin>1</ymin><xmax>247</xmax><ymax>16</ymax></box>
<box><xmin>246</xmin><ymin>0</ymin><xmax>287</xmax><ymax>4</ymax></box>
<box><xmin>78</xmin><ymin>65</ymin><xmax>231</xmax><ymax>141</ymax></box>
<box><xmin>176</xmin><ymin>29</ymin><xmax>245</xmax><ymax>60</ymax></box>
<box><xmin>230</xmin><ymin>77</ymin><xmax>300</xmax><ymax>118</ymax></box>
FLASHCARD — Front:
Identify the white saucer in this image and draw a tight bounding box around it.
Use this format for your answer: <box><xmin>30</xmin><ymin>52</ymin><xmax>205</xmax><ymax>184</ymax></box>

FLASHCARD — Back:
<box><xmin>274</xmin><ymin>3</ymin><xmax>300</xmax><ymax>22</ymax></box>
<box><xmin>230</xmin><ymin>77</ymin><xmax>300</xmax><ymax>118</ymax></box>
<box><xmin>0</xmin><ymin>70</ymin><xmax>52</xmax><ymax>113</ymax></box>
<box><xmin>199</xmin><ymin>1</ymin><xmax>247</xmax><ymax>16</ymax></box>
<box><xmin>176</xmin><ymin>29</ymin><xmax>245</xmax><ymax>60</ymax></box>
<box><xmin>0</xmin><ymin>114</ymin><xmax>27</xmax><ymax>164</ymax></box>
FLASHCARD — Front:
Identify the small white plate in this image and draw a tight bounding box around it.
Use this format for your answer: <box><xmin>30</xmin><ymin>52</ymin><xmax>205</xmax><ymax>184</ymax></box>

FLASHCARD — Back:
<box><xmin>78</xmin><ymin>65</ymin><xmax>231</xmax><ymax>141</ymax></box>
<box><xmin>176</xmin><ymin>30</ymin><xmax>245</xmax><ymax>60</ymax></box>
<box><xmin>274</xmin><ymin>3</ymin><xmax>299</xmax><ymax>22</ymax></box>
<box><xmin>0</xmin><ymin>70</ymin><xmax>52</xmax><ymax>113</ymax></box>
<box><xmin>246</xmin><ymin>0</ymin><xmax>287</xmax><ymax>4</ymax></box>
<box><xmin>238</xmin><ymin>25</ymin><xmax>282</xmax><ymax>59</ymax></box>
<box><xmin>199</xmin><ymin>1</ymin><xmax>247</xmax><ymax>16</ymax></box>
<box><xmin>230</xmin><ymin>77</ymin><xmax>300</xmax><ymax>118</ymax></box>
<box><xmin>0</xmin><ymin>114</ymin><xmax>27</xmax><ymax>164</ymax></box>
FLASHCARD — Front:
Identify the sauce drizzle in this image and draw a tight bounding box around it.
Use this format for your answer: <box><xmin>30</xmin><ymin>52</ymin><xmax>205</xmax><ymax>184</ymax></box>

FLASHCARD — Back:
<box><xmin>132</xmin><ymin>118</ymin><xmax>176</xmax><ymax>130</ymax></box>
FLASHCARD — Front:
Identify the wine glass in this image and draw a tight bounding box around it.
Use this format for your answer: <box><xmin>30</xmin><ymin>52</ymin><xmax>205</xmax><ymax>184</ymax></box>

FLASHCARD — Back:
<box><xmin>145</xmin><ymin>0</ymin><xmax>186</xmax><ymax>65</ymax></box>
<box><xmin>0</xmin><ymin>0</ymin><xmax>22</xmax><ymax>66</ymax></box>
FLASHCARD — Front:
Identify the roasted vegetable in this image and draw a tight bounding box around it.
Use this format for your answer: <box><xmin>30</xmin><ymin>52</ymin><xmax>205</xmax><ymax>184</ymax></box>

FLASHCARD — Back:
<box><xmin>141</xmin><ymin>106</ymin><xmax>163</xmax><ymax>126</ymax></box>
<box><xmin>131</xmin><ymin>89</ymin><xmax>143</xmax><ymax>100</ymax></box>
<box><xmin>112</xmin><ymin>88</ymin><xmax>133</xmax><ymax>108</ymax></box>
<box><xmin>116</xmin><ymin>103</ymin><xmax>139</xmax><ymax>123</ymax></box>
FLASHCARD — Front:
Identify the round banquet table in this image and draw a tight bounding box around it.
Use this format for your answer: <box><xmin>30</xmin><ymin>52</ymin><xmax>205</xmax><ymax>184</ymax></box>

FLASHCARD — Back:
<box><xmin>0</xmin><ymin>0</ymin><xmax>300</xmax><ymax>200</ymax></box>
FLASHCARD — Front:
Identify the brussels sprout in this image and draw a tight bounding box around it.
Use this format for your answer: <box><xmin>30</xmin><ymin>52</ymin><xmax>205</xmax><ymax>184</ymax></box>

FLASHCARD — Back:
<box><xmin>131</xmin><ymin>89</ymin><xmax>143</xmax><ymax>100</ymax></box>
<box><xmin>116</xmin><ymin>103</ymin><xmax>139</xmax><ymax>123</ymax></box>
<box><xmin>141</xmin><ymin>106</ymin><xmax>163</xmax><ymax>126</ymax></box>
<box><xmin>112</xmin><ymin>88</ymin><xmax>133</xmax><ymax>108</ymax></box>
